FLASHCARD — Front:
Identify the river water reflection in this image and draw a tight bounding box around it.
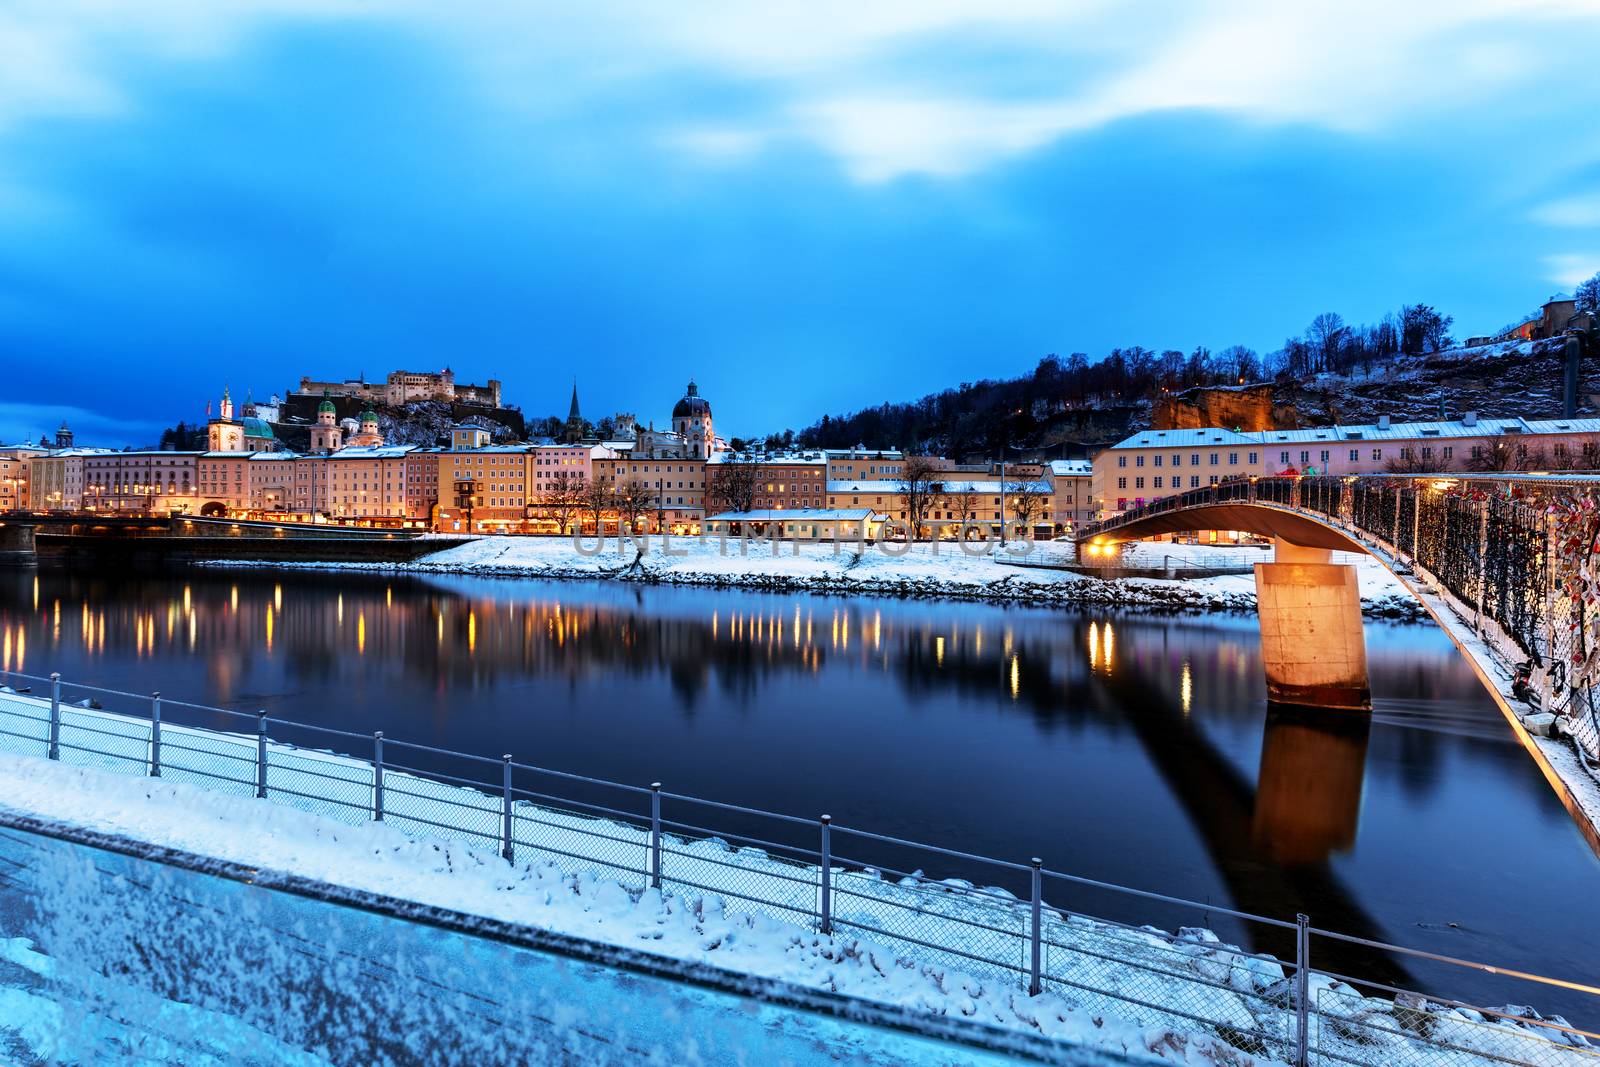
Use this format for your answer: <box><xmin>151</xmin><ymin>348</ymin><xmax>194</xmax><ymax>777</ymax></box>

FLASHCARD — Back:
<box><xmin>1</xmin><ymin>567</ymin><xmax>1596</xmax><ymax>1019</ymax></box>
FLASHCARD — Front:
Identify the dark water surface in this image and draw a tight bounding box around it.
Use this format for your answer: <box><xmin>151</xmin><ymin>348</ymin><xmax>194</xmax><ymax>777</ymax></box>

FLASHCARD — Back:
<box><xmin>1</xmin><ymin>567</ymin><xmax>1595</xmax><ymax>1020</ymax></box>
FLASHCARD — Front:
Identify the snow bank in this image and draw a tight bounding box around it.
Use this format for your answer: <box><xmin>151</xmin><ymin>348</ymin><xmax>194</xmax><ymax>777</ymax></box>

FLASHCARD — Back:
<box><xmin>0</xmin><ymin>750</ymin><xmax>1267</xmax><ymax>1067</ymax></box>
<box><xmin>203</xmin><ymin>536</ymin><xmax>1425</xmax><ymax>620</ymax></box>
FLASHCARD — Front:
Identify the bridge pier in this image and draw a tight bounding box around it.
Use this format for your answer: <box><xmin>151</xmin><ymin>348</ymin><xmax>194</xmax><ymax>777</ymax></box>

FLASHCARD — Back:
<box><xmin>1254</xmin><ymin>539</ymin><xmax>1370</xmax><ymax>711</ymax></box>
<box><xmin>0</xmin><ymin>521</ymin><xmax>37</xmax><ymax>567</ymax></box>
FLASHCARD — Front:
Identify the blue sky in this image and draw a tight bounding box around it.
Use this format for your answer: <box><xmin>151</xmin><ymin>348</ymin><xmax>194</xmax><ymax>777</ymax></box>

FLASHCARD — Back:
<box><xmin>2</xmin><ymin>1</ymin><xmax>1599</xmax><ymax>445</ymax></box>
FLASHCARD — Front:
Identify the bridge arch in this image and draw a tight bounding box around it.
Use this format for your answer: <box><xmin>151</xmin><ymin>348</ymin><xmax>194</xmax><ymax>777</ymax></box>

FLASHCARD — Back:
<box><xmin>1079</xmin><ymin>488</ymin><xmax>1387</xmax><ymax>712</ymax></box>
<box><xmin>1080</xmin><ymin>501</ymin><xmax>1368</xmax><ymax>555</ymax></box>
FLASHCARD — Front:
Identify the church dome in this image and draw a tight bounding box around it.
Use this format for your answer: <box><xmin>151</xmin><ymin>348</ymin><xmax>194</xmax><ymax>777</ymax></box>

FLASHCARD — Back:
<box><xmin>317</xmin><ymin>390</ymin><xmax>336</xmax><ymax>415</ymax></box>
<box><xmin>672</xmin><ymin>380</ymin><xmax>711</xmax><ymax>419</ymax></box>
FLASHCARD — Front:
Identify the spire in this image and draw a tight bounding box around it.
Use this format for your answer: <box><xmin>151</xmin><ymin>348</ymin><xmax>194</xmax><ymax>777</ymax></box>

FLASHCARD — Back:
<box><xmin>686</xmin><ymin>379</ymin><xmax>698</xmax><ymax>397</ymax></box>
<box><xmin>568</xmin><ymin>378</ymin><xmax>581</xmax><ymax>420</ymax></box>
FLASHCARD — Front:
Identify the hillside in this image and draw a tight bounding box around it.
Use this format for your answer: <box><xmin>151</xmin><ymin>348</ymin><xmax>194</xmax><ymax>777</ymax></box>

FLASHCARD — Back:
<box><xmin>792</xmin><ymin>335</ymin><xmax>1595</xmax><ymax>458</ymax></box>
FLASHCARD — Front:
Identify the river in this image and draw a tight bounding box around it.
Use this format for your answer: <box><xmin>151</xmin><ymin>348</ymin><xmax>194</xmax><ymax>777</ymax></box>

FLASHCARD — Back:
<box><xmin>0</xmin><ymin>565</ymin><xmax>1595</xmax><ymax>1023</ymax></box>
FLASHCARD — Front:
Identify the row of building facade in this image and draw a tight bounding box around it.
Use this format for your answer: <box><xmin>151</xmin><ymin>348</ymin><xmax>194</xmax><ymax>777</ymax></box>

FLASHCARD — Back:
<box><xmin>1090</xmin><ymin>413</ymin><xmax>1600</xmax><ymax>514</ymax></box>
<box><xmin>0</xmin><ymin>440</ymin><xmax>1096</xmax><ymax>535</ymax></box>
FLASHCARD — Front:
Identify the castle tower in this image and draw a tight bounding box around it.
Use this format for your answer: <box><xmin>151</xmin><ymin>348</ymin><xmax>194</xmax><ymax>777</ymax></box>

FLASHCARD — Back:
<box><xmin>54</xmin><ymin>421</ymin><xmax>73</xmax><ymax>448</ymax></box>
<box><xmin>672</xmin><ymin>379</ymin><xmax>713</xmax><ymax>460</ymax></box>
<box><xmin>309</xmin><ymin>390</ymin><xmax>343</xmax><ymax>453</ymax></box>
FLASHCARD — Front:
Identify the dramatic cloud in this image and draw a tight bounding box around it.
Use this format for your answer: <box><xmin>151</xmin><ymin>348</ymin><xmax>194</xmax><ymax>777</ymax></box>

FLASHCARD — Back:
<box><xmin>1</xmin><ymin>1</ymin><xmax>1599</xmax><ymax>442</ymax></box>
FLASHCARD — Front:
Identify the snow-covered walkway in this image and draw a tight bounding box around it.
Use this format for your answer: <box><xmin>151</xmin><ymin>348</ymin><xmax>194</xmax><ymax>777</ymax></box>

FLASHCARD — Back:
<box><xmin>0</xmin><ymin>688</ymin><xmax>1588</xmax><ymax>1067</ymax></box>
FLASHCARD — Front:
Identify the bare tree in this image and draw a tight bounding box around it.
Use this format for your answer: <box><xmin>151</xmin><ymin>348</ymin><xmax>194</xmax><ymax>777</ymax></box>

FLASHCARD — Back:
<box><xmin>706</xmin><ymin>452</ymin><xmax>759</xmax><ymax>515</ymax></box>
<box><xmin>580</xmin><ymin>475</ymin><xmax>613</xmax><ymax>533</ymax></box>
<box><xmin>897</xmin><ymin>456</ymin><xmax>944</xmax><ymax>539</ymax></box>
<box><xmin>540</xmin><ymin>470</ymin><xmax>585</xmax><ymax>534</ymax></box>
<box><xmin>1383</xmin><ymin>449</ymin><xmax>1434</xmax><ymax>474</ymax></box>
<box><xmin>1006</xmin><ymin>479</ymin><xmax>1047</xmax><ymax>532</ymax></box>
<box><xmin>1463</xmin><ymin>441</ymin><xmax>1517</xmax><ymax>472</ymax></box>
<box><xmin>614</xmin><ymin>478</ymin><xmax>657</xmax><ymax>532</ymax></box>
<box><xmin>1306</xmin><ymin>312</ymin><xmax>1347</xmax><ymax>373</ymax></box>
<box><xmin>941</xmin><ymin>485</ymin><xmax>978</xmax><ymax>536</ymax></box>
<box><xmin>1575</xmin><ymin>271</ymin><xmax>1600</xmax><ymax>320</ymax></box>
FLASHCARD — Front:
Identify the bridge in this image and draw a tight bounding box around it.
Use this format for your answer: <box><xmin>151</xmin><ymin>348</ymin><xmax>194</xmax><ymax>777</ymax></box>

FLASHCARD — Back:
<box><xmin>0</xmin><ymin>513</ymin><xmax>472</xmax><ymax>566</ymax></box>
<box><xmin>1075</xmin><ymin>474</ymin><xmax>1599</xmax><ymax>762</ymax></box>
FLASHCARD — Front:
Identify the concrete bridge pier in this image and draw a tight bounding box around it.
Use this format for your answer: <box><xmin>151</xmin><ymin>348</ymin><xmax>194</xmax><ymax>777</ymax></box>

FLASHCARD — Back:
<box><xmin>1255</xmin><ymin>538</ymin><xmax>1370</xmax><ymax>711</ymax></box>
<box><xmin>0</xmin><ymin>520</ymin><xmax>36</xmax><ymax>567</ymax></box>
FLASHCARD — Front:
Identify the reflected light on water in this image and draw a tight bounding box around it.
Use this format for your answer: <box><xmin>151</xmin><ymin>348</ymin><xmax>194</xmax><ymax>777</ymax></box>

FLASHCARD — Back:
<box><xmin>1009</xmin><ymin>653</ymin><xmax>1020</xmax><ymax>700</ymax></box>
<box><xmin>935</xmin><ymin>635</ymin><xmax>944</xmax><ymax>667</ymax></box>
<box><xmin>1181</xmin><ymin>661</ymin><xmax>1193</xmax><ymax>716</ymax></box>
<box><xmin>1088</xmin><ymin>621</ymin><xmax>1100</xmax><ymax>670</ymax></box>
<box><xmin>265</xmin><ymin>605</ymin><xmax>274</xmax><ymax>652</ymax></box>
<box><xmin>357</xmin><ymin>612</ymin><xmax>366</xmax><ymax>655</ymax></box>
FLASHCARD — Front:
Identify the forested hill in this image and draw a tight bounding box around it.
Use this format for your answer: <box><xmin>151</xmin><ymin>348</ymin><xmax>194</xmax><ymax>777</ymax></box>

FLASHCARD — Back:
<box><xmin>787</xmin><ymin>299</ymin><xmax>1600</xmax><ymax>459</ymax></box>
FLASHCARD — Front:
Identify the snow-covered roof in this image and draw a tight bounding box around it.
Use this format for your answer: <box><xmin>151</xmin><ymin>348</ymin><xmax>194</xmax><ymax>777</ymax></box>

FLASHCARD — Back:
<box><xmin>1048</xmin><ymin>459</ymin><xmax>1092</xmax><ymax>476</ymax></box>
<box><xmin>707</xmin><ymin>450</ymin><xmax>826</xmax><ymax>465</ymax></box>
<box><xmin>84</xmin><ymin>450</ymin><xmax>203</xmax><ymax>459</ymax></box>
<box><xmin>822</xmin><ymin>448</ymin><xmax>905</xmax><ymax>459</ymax></box>
<box><xmin>705</xmin><ymin>508</ymin><xmax>880</xmax><ymax>522</ymax></box>
<box><xmin>826</xmin><ymin>479</ymin><xmax>1049</xmax><ymax>494</ymax></box>
<box><xmin>1112</xmin><ymin>414</ymin><xmax>1600</xmax><ymax>453</ymax></box>
<box><xmin>1109</xmin><ymin>428</ymin><xmax>1260</xmax><ymax>450</ymax></box>
<box><xmin>327</xmin><ymin>446</ymin><xmax>418</xmax><ymax>460</ymax></box>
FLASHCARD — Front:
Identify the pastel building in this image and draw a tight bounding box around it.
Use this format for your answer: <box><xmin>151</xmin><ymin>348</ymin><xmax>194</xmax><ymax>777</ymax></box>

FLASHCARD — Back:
<box><xmin>83</xmin><ymin>452</ymin><xmax>200</xmax><ymax>513</ymax></box>
<box><xmin>27</xmin><ymin>449</ymin><xmax>113</xmax><ymax>511</ymax></box>
<box><xmin>592</xmin><ymin>455</ymin><xmax>707</xmax><ymax>532</ymax></box>
<box><xmin>1093</xmin><ymin>414</ymin><xmax>1600</xmax><ymax>516</ymax></box>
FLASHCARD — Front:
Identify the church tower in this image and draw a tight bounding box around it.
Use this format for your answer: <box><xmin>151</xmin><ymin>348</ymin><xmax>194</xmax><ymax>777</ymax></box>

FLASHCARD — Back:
<box><xmin>207</xmin><ymin>385</ymin><xmax>245</xmax><ymax>451</ymax></box>
<box><xmin>309</xmin><ymin>390</ymin><xmax>343</xmax><ymax>453</ymax></box>
<box><xmin>672</xmin><ymin>380</ymin><xmax>713</xmax><ymax>460</ymax></box>
<box><xmin>563</xmin><ymin>380</ymin><xmax>586</xmax><ymax>444</ymax></box>
<box><xmin>347</xmin><ymin>405</ymin><xmax>385</xmax><ymax>447</ymax></box>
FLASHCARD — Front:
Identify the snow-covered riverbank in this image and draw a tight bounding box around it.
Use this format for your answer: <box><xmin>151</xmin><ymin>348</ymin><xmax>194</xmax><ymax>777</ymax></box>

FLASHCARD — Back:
<box><xmin>206</xmin><ymin>535</ymin><xmax>1426</xmax><ymax>620</ymax></box>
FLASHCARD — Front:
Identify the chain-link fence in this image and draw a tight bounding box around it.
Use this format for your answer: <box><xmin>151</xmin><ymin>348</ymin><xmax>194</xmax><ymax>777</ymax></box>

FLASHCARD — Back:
<box><xmin>0</xmin><ymin>670</ymin><xmax>1596</xmax><ymax>1066</ymax></box>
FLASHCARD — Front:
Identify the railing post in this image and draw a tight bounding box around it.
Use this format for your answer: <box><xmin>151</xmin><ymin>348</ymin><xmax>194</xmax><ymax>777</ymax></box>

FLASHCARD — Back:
<box><xmin>256</xmin><ymin>711</ymin><xmax>268</xmax><ymax>798</ymax></box>
<box><xmin>819</xmin><ymin>814</ymin><xmax>833</xmax><ymax>936</ymax></box>
<box><xmin>1411</xmin><ymin>487</ymin><xmax>1421</xmax><ymax>562</ymax></box>
<box><xmin>149</xmin><ymin>691</ymin><xmax>162</xmax><ymax>777</ymax></box>
<box><xmin>47</xmin><ymin>672</ymin><xmax>60</xmax><ymax>760</ymax></box>
<box><xmin>372</xmin><ymin>731</ymin><xmax>384</xmax><ymax>821</ymax></box>
<box><xmin>1028</xmin><ymin>857</ymin><xmax>1043</xmax><ymax>996</ymax></box>
<box><xmin>1295</xmin><ymin>913</ymin><xmax>1311</xmax><ymax>1067</ymax></box>
<box><xmin>501</xmin><ymin>754</ymin><xmax>514</xmax><ymax>863</ymax></box>
<box><xmin>649</xmin><ymin>782</ymin><xmax>662</xmax><ymax>889</ymax></box>
<box><xmin>1475</xmin><ymin>498</ymin><xmax>1488</xmax><ymax>635</ymax></box>
<box><xmin>1542</xmin><ymin>513</ymin><xmax>1555</xmax><ymax>715</ymax></box>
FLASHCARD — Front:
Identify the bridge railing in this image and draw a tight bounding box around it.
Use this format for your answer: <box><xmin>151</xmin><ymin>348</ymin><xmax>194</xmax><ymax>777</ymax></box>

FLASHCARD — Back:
<box><xmin>0</xmin><ymin>667</ymin><xmax>1596</xmax><ymax>1066</ymax></box>
<box><xmin>1083</xmin><ymin>473</ymin><xmax>1600</xmax><ymax>763</ymax></box>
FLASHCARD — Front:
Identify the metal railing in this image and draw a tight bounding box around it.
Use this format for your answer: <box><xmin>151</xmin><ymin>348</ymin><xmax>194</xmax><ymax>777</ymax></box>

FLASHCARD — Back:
<box><xmin>1080</xmin><ymin>473</ymin><xmax>1600</xmax><ymax>765</ymax></box>
<box><xmin>0</xmin><ymin>667</ymin><xmax>1596</xmax><ymax>1066</ymax></box>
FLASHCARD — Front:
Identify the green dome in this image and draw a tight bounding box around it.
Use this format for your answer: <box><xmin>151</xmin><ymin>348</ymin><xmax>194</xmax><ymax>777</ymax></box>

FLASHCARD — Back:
<box><xmin>317</xmin><ymin>389</ymin><xmax>336</xmax><ymax>414</ymax></box>
<box><xmin>360</xmin><ymin>407</ymin><xmax>378</xmax><ymax>422</ymax></box>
